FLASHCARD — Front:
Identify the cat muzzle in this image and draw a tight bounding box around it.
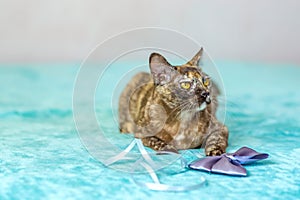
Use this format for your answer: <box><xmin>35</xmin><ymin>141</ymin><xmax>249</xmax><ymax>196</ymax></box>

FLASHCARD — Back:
<box><xmin>200</xmin><ymin>91</ymin><xmax>211</xmax><ymax>104</ymax></box>
<box><xmin>205</xmin><ymin>95</ymin><xmax>211</xmax><ymax>104</ymax></box>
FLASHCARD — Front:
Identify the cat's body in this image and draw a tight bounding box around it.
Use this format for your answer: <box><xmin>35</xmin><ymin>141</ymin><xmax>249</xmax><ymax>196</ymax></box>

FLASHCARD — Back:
<box><xmin>119</xmin><ymin>49</ymin><xmax>228</xmax><ymax>156</ymax></box>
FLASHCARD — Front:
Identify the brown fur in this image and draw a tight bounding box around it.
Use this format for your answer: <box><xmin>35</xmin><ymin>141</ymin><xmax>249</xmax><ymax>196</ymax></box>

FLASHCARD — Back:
<box><xmin>119</xmin><ymin>49</ymin><xmax>228</xmax><ymax>156</ymax></box>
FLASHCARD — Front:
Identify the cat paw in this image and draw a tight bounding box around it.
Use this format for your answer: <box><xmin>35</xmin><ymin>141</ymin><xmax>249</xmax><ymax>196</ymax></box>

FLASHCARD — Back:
<box><xmin>205</xmin><ymin>146</ymin><xmax>225</xmax><ymax>156</ymax></box>
<box><xmin>142</xmin><ymin>136</ymin><xmax>179</xmax><ymax>154</ymax></box>
<box><xmin>157</xmin><ymin>145</ymin><xmax>179</xmax><ymax>154</ymax></box>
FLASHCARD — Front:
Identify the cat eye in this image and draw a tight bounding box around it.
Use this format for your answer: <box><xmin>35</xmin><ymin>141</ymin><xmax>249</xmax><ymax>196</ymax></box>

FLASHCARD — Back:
<box><xmin>202</xmin><ymin>77</ymin><xmax>210</xmax><ymax>87</ymax></box>
<box><xmin>180</xmin><ymin>82</ymin><xmax>191</xmax><ymax>89</ymax></box>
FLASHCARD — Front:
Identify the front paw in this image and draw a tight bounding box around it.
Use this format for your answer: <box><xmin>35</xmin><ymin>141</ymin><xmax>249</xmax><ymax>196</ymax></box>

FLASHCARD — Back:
<box><xmin>159</xmin><ymin>145</ymin><xmax>179</xmax><ymax>154</ymax></box>
<box><xmin>205</xmin><ymin>145</ymin><xmax>225</xmax><ymax>156</ymax></box>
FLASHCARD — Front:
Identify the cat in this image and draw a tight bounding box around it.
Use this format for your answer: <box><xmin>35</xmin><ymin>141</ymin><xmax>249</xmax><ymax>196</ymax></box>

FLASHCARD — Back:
<box><xmin>118</xmin><ymin>48</ymin><xmax>228</xmax><ymax>156</ymax></box>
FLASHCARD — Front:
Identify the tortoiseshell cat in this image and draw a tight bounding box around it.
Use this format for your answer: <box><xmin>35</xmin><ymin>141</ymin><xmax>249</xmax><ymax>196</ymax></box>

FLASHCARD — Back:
<box><xmin>119</xmin><ymin>48</ymin><xmax>228</xmax><ymax>156</ymax></box>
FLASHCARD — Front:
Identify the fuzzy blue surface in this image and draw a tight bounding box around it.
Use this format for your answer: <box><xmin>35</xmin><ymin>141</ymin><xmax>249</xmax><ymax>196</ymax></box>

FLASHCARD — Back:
<box><xmin>0</xmin><ymin>62</ymin><xmax>299</xmax><ymax>199</ymax></box>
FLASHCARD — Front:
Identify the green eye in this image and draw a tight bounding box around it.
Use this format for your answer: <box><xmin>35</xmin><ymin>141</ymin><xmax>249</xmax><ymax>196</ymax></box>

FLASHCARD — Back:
<box><xmin>203</xmin><ymin>77</ymin><xmax>210</xmax><ymax>86</ymax></box>
<box><xmin>180</xmin><ymin>82</ymin><xmax>191</xmax><ymax>89</ymax></box>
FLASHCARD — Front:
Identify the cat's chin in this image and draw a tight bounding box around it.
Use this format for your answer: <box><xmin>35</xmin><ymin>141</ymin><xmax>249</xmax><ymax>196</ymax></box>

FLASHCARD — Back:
<box><xmin>196</xmin><ymin>102</ymin><xmax>207</xmax><ymax>111</ymax></box>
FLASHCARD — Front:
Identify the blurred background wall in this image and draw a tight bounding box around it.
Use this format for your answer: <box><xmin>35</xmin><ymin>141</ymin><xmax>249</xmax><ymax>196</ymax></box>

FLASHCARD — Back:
<box><xmin>0</xmin><ymin>0</ymin><xmax>299</xmax><ymax>64</ymax></box>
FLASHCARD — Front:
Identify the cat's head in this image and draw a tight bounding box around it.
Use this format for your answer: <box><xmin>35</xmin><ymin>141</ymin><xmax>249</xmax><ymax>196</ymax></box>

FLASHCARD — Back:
<box><xmin>149</xmin><ymin>48</ymin><xmax>212</xmax><ymax>109</ymax></box>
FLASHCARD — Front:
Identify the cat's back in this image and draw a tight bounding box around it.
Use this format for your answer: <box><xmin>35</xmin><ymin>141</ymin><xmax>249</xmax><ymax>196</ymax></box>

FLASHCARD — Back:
<box><xmin>119</xmin><ymin>72</ymin><xmax>153</xmax><ymax>133</ymax></box>
<box><xmin>119</xmin><ymin>72</ymin><xmax>152</xmax><ymax>103</ymax></box>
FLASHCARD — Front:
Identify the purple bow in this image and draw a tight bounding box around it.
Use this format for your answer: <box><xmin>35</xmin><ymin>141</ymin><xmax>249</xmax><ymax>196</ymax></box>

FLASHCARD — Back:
<box><xmin>188</xmin><ymin>147</ymin><xmax>269</xmax><ymax>176</ymax></box>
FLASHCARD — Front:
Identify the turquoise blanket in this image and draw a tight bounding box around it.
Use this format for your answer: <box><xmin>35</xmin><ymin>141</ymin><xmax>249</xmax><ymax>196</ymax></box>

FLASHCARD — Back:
<box><xmin>1</xmin><ymin>62</ymin><xmax>299</xmax><ymax>199</ymax></box>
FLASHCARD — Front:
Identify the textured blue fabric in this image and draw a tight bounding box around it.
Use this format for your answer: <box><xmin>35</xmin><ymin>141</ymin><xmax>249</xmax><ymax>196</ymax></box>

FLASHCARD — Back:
<box><xmin>0</xmin><ymin>62</ymin><xmax>299</xmax><ymax>199</ymax></box>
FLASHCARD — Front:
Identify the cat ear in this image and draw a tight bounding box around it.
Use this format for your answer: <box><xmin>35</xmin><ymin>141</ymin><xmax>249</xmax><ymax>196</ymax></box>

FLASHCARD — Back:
<box><xmin>187</xmin><ymin>47</ymin><xmax>203</xmax><ymax>67</ymax></box>
<box><xmin>149</xmin><ymin>53</ymin><xmax>174</xmax><ymax>85</ymax></box>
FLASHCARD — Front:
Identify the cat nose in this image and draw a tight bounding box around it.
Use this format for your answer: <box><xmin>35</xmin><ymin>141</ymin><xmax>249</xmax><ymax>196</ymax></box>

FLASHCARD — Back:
<box><xmin>200</xmin><ymin>91</ymin><xmax>209</xmax><ymax>98</ymax></box>
<box><xmin>201</xmin><ymin>91</ymin><xmax>211</xmax><ymax>104</ymax></box>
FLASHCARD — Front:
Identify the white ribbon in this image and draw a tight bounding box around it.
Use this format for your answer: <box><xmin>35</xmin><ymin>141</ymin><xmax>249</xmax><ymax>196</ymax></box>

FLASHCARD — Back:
<box><xmin>105</xmin><ymin>138</ymin><xmax>207</xmax><ymax>191</ymax></box>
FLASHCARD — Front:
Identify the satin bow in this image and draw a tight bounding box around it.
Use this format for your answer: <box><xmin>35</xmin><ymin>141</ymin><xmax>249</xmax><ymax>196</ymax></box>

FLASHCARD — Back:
<box><xmin>188</xmin><ymin>147</ymin><xmax>269</xmax><ymax>176</ymax></box>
